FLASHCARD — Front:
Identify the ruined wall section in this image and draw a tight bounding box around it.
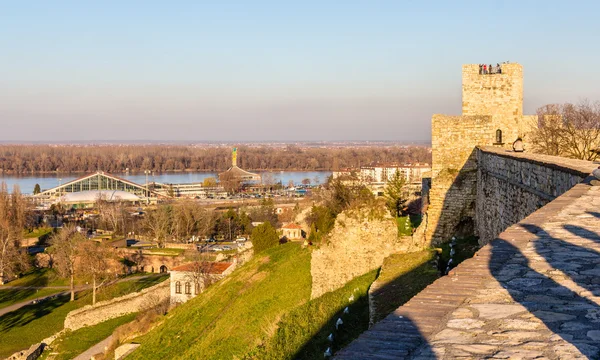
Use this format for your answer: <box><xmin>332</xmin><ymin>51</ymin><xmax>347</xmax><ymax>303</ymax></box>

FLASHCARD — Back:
<box><xmin>310</xmin><ymin>210</ymin><xmax>412</xmax><ymax>299</ymax></box>
<box><xmin>64</xmin><ymin>280</ymin><xmax>169</xmax><ymax>331</ymax></box>
<box><xmin>425</xmin><ymin>115</ymin><xmax>494</xmax><ymax>245</ymax></box>
<box><xmin>476</xmin><ymin>147</ymin><xmax>595</xmax><ymax>245</ymax></box>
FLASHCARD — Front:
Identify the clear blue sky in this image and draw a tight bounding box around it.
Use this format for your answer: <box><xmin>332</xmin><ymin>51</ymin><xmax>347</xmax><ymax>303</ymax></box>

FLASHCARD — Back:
<box><xmin>1</xmin><ymin>1</ymin><xmax>598</xmax><ymax>142</ymax></box>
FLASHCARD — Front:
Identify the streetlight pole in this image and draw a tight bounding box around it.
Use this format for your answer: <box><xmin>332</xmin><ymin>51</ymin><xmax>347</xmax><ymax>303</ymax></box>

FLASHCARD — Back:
<box><xmin>144</xmin><ymin>170</ymin><xmax>150</xmax><ymax>204</ymax></box>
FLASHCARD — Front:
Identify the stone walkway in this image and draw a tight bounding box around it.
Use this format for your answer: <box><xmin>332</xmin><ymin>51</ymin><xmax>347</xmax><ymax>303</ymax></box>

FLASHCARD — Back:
<box><xmin>336</xmin><ymin>182</ymin><xmax>600</xmax><ymax>359</ymax></box>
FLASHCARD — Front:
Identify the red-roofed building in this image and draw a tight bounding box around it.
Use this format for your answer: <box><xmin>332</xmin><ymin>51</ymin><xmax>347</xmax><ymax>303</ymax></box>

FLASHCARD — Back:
<box><xmin>170</xmin><ymin>261</ymin><xmax>235</xmax><ymax>304</ymax></box>
<box><xmin>281</xmin><ymin>223</ymin><xmax>303</xmax><ymax>240</ymax></box>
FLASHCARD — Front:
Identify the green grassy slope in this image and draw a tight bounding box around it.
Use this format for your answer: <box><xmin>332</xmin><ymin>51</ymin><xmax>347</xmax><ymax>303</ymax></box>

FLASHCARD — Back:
<box><xmin>39</xmin><ymin>313</ymin><xmax>137</xmax><ymax>360</ymax></box>
<box><xmin>0</xmin><ymin>275</ymin><xmax>166</xmax><ymax>358</ymax></box>
<box><xmin>248</xmin><ymin>270</ymin><xmax>378</xmax><ymax>360</ymax></box>
<box><xmin>129</xmin><ymin>243</ymin><xmax>312</xmax><ymax>360</ymax></box>
<box><xmin>127</xmin><ymin>244</ymin><xmax>447</xmax><ymax>359</ymax></box>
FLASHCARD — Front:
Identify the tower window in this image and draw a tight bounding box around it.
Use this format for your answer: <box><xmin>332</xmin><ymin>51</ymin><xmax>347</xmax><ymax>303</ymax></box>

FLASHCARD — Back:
<box><xmin>495</xmin><ymin>129</ymin><xmax>503</xmax><ymax>144</ymax></box>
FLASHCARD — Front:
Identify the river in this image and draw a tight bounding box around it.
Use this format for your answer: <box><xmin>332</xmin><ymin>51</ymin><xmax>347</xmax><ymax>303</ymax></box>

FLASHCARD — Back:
<box><xmin>0</xmin><ymin>171</ymin><xmax>332</xmax><ymax>194</ymax></box>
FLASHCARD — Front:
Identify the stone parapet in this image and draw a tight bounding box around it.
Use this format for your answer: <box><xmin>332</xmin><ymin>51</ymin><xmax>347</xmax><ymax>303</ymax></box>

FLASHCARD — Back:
<box><xmin>336</xmin><ymin>181</ymin><xmax>600</xmax><ymax>359</ymax></box>
<box><xmin>476</xmin><ymin>147</ymin><xmax>595</xmax><ymax>245</ymax></box>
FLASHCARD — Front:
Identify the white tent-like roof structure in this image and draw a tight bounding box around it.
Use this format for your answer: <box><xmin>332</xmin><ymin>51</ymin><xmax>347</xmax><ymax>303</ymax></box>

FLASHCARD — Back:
<box><xmin>58</xmin><ymin>190</ymin><xmax>140</xmax><ymax>204</ymax></box>
<box><xmin>36</xmin><ymin>171</ymin><xmax>160</xmax><ymax>200</ymax></box>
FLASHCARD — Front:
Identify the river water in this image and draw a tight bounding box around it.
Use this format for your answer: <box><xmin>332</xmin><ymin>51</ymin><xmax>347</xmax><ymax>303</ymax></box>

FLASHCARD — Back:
<box><xmin>0</xmin><ymin>171</ymin><xmax>331</xmax><ymax>194</ymax></box>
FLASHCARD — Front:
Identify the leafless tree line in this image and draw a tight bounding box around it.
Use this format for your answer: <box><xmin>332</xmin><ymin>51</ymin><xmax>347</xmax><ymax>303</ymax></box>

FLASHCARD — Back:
<box><xmin>0</xmin><ymin>145</ymin><xmax>431</xmax><ymax>174</ymax></box>
<box><xmin>49</xmin><ymin>224</ymin><xmax>115</xmax><ymax>304</ymax></box>
<box><xmin>141</xmin><ymin>201</ymin><xmax>214</xmax><ymax>247</ymax></box>
<box><xmin>0</xmin><ymin>184</ymin><xmax>29</xmax><ymax>284</ymax></box>
<box><xmin>530</xmin><ymin>100</ymin><xmax>600</xmax><ymax>161</ymax></box>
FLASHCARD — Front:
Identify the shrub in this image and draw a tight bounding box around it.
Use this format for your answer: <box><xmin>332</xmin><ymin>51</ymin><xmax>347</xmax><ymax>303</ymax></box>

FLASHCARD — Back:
<box><xmin>251</xmin><ymin>222</ymin><xmax>279</xmax><ymax>253</ymax></box>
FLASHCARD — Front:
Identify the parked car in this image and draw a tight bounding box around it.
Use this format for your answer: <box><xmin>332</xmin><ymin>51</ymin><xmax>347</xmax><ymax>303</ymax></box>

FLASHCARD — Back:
<box><xmin>235</xmin><ymin>237</ymin><xmax>247</xmax><ymax>243</ymax></box>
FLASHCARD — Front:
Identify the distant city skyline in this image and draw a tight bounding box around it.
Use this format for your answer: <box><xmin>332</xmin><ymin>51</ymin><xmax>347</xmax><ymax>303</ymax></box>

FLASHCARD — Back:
<box><xmin>2</xmin><ymin>1</ymin><xmax>599</xmax><ymax>142</ymax></box>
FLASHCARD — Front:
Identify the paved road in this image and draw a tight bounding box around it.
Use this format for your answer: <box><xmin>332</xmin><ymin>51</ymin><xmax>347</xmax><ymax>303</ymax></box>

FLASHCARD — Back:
<box><xmin>336</xmin><ymin>182</ymin><xmax>600</xmax><ymax>359</ymax></box>
<box><xmin>0</xmin><ymin>274</ymin><xmax>161</xmax><ymax>317</ymax></box>
<box><xmin>73</xmin><ymin>335</ymin><xmax>113</xmax><ymax>360</ymax></box>
<box><xmin>0</xmin><ymin>291</ymin><xmax>68</xmax><ymax>317</ymax></box>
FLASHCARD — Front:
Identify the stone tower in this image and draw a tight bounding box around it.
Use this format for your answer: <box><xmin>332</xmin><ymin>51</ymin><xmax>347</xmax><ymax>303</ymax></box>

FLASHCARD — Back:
<box><xmin>422</xmin><ymin>63</ymin><xmax>535</xmax><ymax>245</ymax></box>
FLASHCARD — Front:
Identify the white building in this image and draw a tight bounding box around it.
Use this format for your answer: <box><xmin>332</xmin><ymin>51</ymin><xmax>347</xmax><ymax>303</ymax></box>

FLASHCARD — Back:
<box><xmin>170</xmin><ymin>261</ymin><xmax>235</xmax><ymax>304</ymax></box>
<box><xmin>281</xmin><ymin>223</ymin><xmax>303</xmax><ymax>240</ymax></box>
<box><xmin>359</xmin><ymin>163</ymin><xmax>431</xmax><ymax>184</ymax></box>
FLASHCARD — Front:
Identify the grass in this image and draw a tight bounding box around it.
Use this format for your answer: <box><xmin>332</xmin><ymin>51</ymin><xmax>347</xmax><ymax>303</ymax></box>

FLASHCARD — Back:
<box><xmin>396</xmin><ymin>214</ymin><xmax>422</xmax><ymax>236</ymax></box>
<box><xmin>23</xmin><ymin>227</ymin><xmax>53</xmax><ymax>239</ymax></box>
<box><xmin>0</xmin><ymin>274</ymin><xmax>166</xmax><ymax>358</ymax></box>
<box><xmin>144</xmin><ymin>248</ymin><xmax>185</xmax><ymax>256</ymax></box>
<box><xmin>369</xmin><ymin>250</ymin><xmax>440</xmax><ymax>324</ymax></box>
<box><xmin>128</xmin><ymin>243</ymin><xmax>313</xmax><ymax>360</ymax></box>
<box><xmin>0</xmin><ymin>269</ymin><xmax>68</xmax><ymax>311</ymax></box>
<box><xmin>95</xmin><ymin>274</ymin><xmax>169</xmax><ymax>303</ymax></box>
<box><xmin>5</xmin><ymin>268</ymin><xmax>69</xmax><ymax>288</ymax></box>
<box><xmin>0</xmin><ymin>287</ymin><xmax>64</xmax><ymax>310</ymax></box>
<box><xmin>247</xmin><ymin>270</ymin><xmax>378</xmax><ymax>359</ymax></box>
<box><xmin>439</xmin><ymin>236</ymin><xmax>480</xmax><ymax>272</ymax></box>
<box><xmin>39</xmin><ymin>313</ymin><xmax>137</xmax><ymax>360</ymax></box>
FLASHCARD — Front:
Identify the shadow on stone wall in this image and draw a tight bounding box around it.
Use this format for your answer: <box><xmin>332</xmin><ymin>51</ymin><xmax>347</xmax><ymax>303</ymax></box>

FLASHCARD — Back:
<box><xmin>489</xmin><ymin>223</ymin><xmax>600</xmax><ymax>358</ymax></box>
<box><xmin>424</xmin><ymin>148</ymin><xmax>479</xmax><ymax>247</ymax></box>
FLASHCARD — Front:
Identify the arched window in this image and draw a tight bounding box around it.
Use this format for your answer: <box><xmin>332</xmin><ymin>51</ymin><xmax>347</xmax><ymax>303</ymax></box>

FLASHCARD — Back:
<box><xmin>185</xmin><ymin>282</ymin><xmax>192</xmax><ymax>294</ymax></box>
<box><xmin>195</xmin><ymin>282</ymin><xmax>201</xmax><ymax>295</ymax></box>
<box><xmin>160</xmin><ymin>265</ymin><xmax>168</xmax><ymax>273</ymax></box>
<box><xmin>175</xmin><ymin>281</ymin><xmax>182</xmax><ymax>294</ymax></box>
<box><xmin>495</xmin><ymin>129</ymin><xmax>503</xmax><ymax>144</ymax></box>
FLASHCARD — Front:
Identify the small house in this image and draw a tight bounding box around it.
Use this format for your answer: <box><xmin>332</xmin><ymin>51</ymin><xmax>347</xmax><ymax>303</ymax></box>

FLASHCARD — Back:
<box><xmin>281</xmin><ymin>223</ymin><xmax>303</xmax><ymax>240</ymax></box>
<box><xmin>170</xmin><ymin>262</ymin><xmax>235</xmax><ymax>304</ymax></box>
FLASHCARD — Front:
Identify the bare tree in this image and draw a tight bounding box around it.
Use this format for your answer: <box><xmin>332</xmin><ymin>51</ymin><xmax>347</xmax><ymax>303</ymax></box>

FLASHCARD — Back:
<box><xmin>172</xmin><ymin>201</ymin><xmax>214</xmax><ymax>242</ymax></box>
<box><xmin>0</xmin><ymin>184</ymin><xmax>30</xmax><ymax>284</ymax></box>
<box><xmin>49</xmin><ymin>225</ymin><xmax>85</xmax><ymax>301</ymax></box>
<box><xmin>97</xmin><ymin>197</ymin><xmax>127</xmax><ymax>236</ymax></box>
<box><xmin>78</xmin><ymin>241</ymin><xmax>113</xmax><ymax>306</ymax></box>
<box><xmin>219</xmin><ymin>171</ymin><xmax>241</xmax><ymax>194</ymax></box>
<box><xmin>184</xmin><ymin>251</ymin><xmax>218</xmax><ymax>294</ymax></box>
<box><xmin>530</xmin><ymin>100</ymin><xmax>600</xmax><ymax>160</ymax></box>
<box><xmin>143</xmin><ymin>205</ymin><xmax>172</xmax><ymax>247</ymax></box>
<box><xmin>262</xmin><ymin>172</ymin><xmax>275</xmax><ymax>186</ymax></box>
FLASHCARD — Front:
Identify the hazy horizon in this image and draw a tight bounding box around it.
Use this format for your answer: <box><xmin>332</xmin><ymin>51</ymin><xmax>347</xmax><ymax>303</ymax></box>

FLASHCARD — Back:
<box><xmin>2</xmin><ymin>1</ymin><xmax>599</xmax><ymax>142</ymax></box>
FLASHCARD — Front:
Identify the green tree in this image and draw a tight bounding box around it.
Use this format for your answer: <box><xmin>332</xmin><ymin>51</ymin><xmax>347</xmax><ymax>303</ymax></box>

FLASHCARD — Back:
<box><xmin>33</xmin><ymin>183</ymin><xmax>41</xmax><ymax>195</ymax></box>
<box><xmin>251</xmin><ymin>222</ymin><xmax>279</xmax><ymax>253</ymax></box>
<box><xmin>306</xmin><ymin>205</ymin><xmax>336</xmax><ymax>238</ymax></box>
<box><xmin>203</xmin><ymin>177</ymin><xmax>217</xmax><ymax>187</ymax></box>
<box><xmin>384</xmin><ymin>170</ymin><xmax>408</xmax><ymax>217</ymax></box>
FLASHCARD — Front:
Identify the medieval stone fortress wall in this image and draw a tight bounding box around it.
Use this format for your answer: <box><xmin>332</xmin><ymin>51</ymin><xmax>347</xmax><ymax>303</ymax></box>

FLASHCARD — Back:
<box><xmin>337</xmin><ymin>63</ymin><xmax>600</xmax><ymax>359</ymax></box>
<box><xmin>425</xmin><ymin>63</ymin><xmax>537</xmax><ymax>245</ymax></box>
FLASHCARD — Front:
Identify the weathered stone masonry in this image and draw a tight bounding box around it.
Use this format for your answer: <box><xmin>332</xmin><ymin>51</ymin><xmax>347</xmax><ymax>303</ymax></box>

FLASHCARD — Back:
<box><xmin>423</xmin><ymin>63</ymin><xmax>537</xmax><ymax>245</ymax></box>
<box><xmin>476</xmin><ymin>147</ymin><xmax>593</xmax><ymax>245</ymax></box>
<box><xmin>335</xmin><ymin>152</ymin><xmax>599</xmax><ymax>359</ymax></box>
